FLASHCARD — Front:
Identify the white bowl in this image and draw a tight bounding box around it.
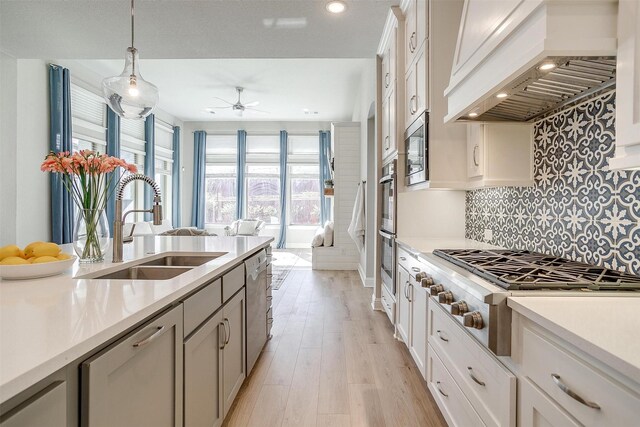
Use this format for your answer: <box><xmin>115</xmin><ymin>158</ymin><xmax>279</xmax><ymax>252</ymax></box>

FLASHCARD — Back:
<box><xmin>0</xmin><ymin>256</ymin><xmax>77</xmax><ymax>280</ymax></box>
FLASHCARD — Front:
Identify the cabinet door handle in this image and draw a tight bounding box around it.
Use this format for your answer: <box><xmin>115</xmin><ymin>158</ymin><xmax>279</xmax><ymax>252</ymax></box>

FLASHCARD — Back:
<box><xmin>409</xmin><ymin>32</ymin><xmax>417</xmax><ymax>53</ymax></box>
<box><xmin>435</xmin><ymin>381</ymin><xmax>448</xmax><ymax>397</ymax></box>
<box><xmin>407</xmin><ymin>283</ymin><xmax>413</xmax><ymax>303</ymax></box>
<box><xmin>132</xmin><ymin>326</ymin><xmax>166</xmax><ymax>348</ymax></box>
<box><xmin>224</xmin><ymin>318</ymin><xmax>231</xmax><ymax>345</ymax></box>
<box><xmin>404</xmin><ymin>281</ymin><xmax>410</xmax><ymax>300</ymax></box>
<box><xmin>473</xmin><ymin>145</ymin><xmax>480</xmax><ymax>167</ymax></box>
<box><xmin>385</xmin><ymin>72</ymin><xmax>390</xmax><ymax>88</ymax></box>
<box><xmin>436</xmin><ymin>330</ymin><xmax>449</xmax><ymax>342</ymax></box>
<box><xmin>409</xmin><ymin>95</ymin><xmax>417</xmax><ymax>115</ymax></box>
<box><xmin>219</xmin><ymin>322</ymin><xmax>227</xmax><ymax>349</ymax></box>
<box><xmin>467</xmin><ymin>367</ymin><xmax>486</xmax><ymax>386</ymax></box>
<box><xmin>551</xmin><ymin>374</ymin><xmax>600</xmax><ymax>409</ymax></box>
<box><xmin>385</xmin><ymin>135</ymin><xmax>390</xmax><ymax>150</ymax></box>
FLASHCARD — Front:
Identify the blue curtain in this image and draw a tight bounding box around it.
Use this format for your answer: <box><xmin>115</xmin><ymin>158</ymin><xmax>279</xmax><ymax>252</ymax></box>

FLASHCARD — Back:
<box><xmin>319</xmin><ymin>130</ymin><xmax>332</xmax><ymax>225</ymax></box>
<box><xmin>105</xmin><ymin>107</ymin><xmax>121</xmax><ymax>235</ymax></box>
<box><xmin>48</xmin><ymin>64</ymin><xmax>74</xmax><ymax>244</ymax></box>
<box><xmin>191</xmin><ymin>131</ymin><xmax>207</xmax><ymax>229</ymax></box>
<box><xmin>277</xmin><ymin>131</ymin><xmax>288</xmax><ymax>248</ymax></box>
<box><xmin>236</xmin><ymin>130</ymin><xmax>247</xmax><ymax>220</ymax></box>
<box><xmin>172</xmin><ymin>126</ymin><xmax>181</xmax><ymax>227</ymax></box>
<box><xmin>144</xmin><ymin>114</ymin><xmax>155</xmax><ymax>221</ymax></box>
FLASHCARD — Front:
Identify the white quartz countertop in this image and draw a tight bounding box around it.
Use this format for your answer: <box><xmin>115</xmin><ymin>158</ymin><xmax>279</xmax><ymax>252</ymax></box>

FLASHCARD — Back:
<box><xmin>0</xmin><ymin>235</ymin><xmax>272</xmax><ymax>403</ymax></box>
<box><xmin>508</xmin><ymin>296</ymin><xmax>640</xmax><ymax>383</ymax></box>
<box><xmin>396</xmin><ymin>236</ymin><xmax>500</xmax><ymax>255</ymax></box>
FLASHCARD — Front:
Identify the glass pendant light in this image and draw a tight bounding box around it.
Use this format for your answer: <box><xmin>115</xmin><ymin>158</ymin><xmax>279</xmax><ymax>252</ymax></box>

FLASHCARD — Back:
<box><xmin>102</xmin><ymin>0</ymin><xmax>158</xmax><ymax>119</ymax></box>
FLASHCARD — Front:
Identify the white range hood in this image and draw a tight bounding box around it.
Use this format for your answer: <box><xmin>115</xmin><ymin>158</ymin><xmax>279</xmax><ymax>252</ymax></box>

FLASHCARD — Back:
<box><xmin>444</xmin><ymin>0</ymin><xmax>618</xmax><ymax>123</ymax></box>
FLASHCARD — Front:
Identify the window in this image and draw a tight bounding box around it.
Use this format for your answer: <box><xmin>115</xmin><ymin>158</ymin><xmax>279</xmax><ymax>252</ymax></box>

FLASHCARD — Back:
<box><xmin>247</xmin><ymin>164</ymin><xmax>280</xmax><ymax>224</ymax></box>
<box><xmin>205</xmin><ymin>164</ymin><xmax>237</xmax><ymax>224</ymax></box>
<box><xmin>155</xmin><ymin>121</ymin><xmax>174</xmax><ymax>224</ymax></box>
<box><xmin>70</xmin><ymin>84</ymin><xmax>107</xmax><ymax>154</ymax></box>
<box><xmin>289</xmin><ymin>165</ymin><xmax>320</xmax><ymax>225</ymax></box>
<box><xmin>121</xmin><ymin>118</ymin><xmax>146</xmax><ymax>221</ymax></box>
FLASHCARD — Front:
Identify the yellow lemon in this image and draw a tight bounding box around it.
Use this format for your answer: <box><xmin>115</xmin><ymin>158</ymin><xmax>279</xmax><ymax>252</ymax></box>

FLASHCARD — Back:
<box><xmin>0</xmin><ymin>256</ymin><xmax>30</xmax><ymax>265</ymax></box>
<box><xmin>26</xmin><ymin>242</ymin><xmax>61</xmax><ymax>258</ymax></box>
<box><xmin>0</xmin><ymin>245</ymin><xmax>21</xmax><ymax>261</ymax></box>
<box><xmin>32</xmin><ymin>256</ymin><xmax>60</xmax><ymax>264</ymax></box>
<box><xmin>23</xmin><ymin>241</ymin><xmax>44</xmax><ymax>256</ymax></box>
<box><xmin>57</xmin><ymin>253</ymin><xmax>72</xmax><ymax>261</ymax></box>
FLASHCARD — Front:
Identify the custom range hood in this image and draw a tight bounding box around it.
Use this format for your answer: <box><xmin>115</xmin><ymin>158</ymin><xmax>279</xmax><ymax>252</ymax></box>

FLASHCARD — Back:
<box><xmin>444</xmin><ymin>0</ymin><xmax>618</xmax><ymax>123</ymax></box>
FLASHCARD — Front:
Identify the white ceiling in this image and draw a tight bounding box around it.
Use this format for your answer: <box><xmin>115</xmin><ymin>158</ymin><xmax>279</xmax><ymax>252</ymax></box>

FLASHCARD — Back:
<box><xmin>76</xmin><ymin>58</ymin><xmax>371</xmax><ymax>121</ymax></box>
<box><xmin>0</xmin><ymin>0</ymin><xmax>394</xmax><ymax>59</ymax></box>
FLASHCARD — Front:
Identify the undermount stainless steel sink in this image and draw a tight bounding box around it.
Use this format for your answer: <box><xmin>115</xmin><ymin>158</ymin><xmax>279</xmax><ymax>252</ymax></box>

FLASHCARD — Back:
<box><xmin>140</xmin><ymin>254</ymin><xmax>225</xmax><ymax>267</ymax></box>
<box><xmin>91</xmin><ymin>266</ymin><xmax>193</xmax><ymax>281</ymax></box>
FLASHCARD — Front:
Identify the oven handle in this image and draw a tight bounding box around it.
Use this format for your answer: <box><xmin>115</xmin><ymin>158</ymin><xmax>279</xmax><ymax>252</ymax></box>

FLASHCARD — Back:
<box><xmin>379</xmin><ymin>230</ymin><xmax>395</xmax><ymax>240</ymax></box>
<box><xmin>379</xmin><ymin>174</ymin><xmax>396</xmax><ymax>184</ymax></box>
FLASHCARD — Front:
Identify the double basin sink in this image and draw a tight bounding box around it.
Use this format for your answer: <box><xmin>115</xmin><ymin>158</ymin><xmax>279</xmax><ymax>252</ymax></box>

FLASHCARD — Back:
<box><xmin>81</xmin><ymin>254</ymin><xmax>227</xmax><ymax>281</ymax></box>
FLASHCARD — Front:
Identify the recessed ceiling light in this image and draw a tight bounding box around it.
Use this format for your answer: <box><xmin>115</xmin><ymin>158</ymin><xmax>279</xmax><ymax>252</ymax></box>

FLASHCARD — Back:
<box><xmin>468</xmin><ymin>112</ymin><xmax>479</xmax><ymax>118</ymax></box>
<box><xmin>326</xmin><ymin>1</ymin><xmax>346</xmax><ymax>14</ymax></box>
<box><xmin>496</xmin><ymin>92</ymin><xmax>508</xmax><ymax>99</ymax></box>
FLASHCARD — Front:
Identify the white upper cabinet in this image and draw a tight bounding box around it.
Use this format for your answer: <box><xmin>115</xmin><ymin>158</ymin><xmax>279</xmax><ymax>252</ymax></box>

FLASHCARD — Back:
<box><xmin>609</xmin><ymin>0</ymin><xmax>640</xmax><ymax>170</ymax></box>
<box><xmin>382</xmin><ymin>27</ymin><xmax>397</xmax><ymax>98</ymax></box>
<box><xmin>444</xmin><ymin>0</ymin><xmax>618</xmax><ymax>123</ymax></box>
<box><xmin>404</xmin><ymin>0</ymin><xmax>428</xmax><ymax>71</ymax></box>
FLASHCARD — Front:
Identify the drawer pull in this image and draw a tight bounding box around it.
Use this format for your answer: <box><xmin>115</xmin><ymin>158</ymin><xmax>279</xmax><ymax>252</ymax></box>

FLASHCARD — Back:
<box><xmin>551</xmin><ymin>374</ymin><xmax>601</xmax><ymax>410</ymax></box>
<box><xmin>435</xmin><ymin>381</ymin><xmax>448</xmax><ymax>397</ymax></box>
<box><xmin>467</xmin><ymin>367</ymin><xmax>486</xmax><ymax>386</ymax></box>
<box><xmin>411</xmin><ymin>267</ymin><xmax>420</xmax><ymax>272</ymax></box>
<box><xmin>400</xmin><ymin>256</ymin><xmax>407</xmax><ymax>261</ymax></box>
<box><xmin>436</xmin><ymin>330</ymin><xmax>449</xmax><ymax>342</ymax></box>
<box><xmin>132</xmin><ymin>326</ymin><xmax>165</xmax><ymax>348</ymax></box>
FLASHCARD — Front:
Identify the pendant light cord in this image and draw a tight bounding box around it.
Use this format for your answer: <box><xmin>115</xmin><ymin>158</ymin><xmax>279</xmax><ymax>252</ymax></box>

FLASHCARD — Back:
<box><xmin>130</xmin><ymin>0</ymin><xmax>136</xmax><ymax>76</ymax></box>
<box><xmin>131</xmin><ymin>0</ymin><xmax>135</xmax><ymax>49</ymax></box>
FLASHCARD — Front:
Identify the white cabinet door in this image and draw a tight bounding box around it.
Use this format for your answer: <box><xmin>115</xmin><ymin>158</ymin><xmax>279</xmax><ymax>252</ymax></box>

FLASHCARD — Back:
<box><xmin>404</xmin><ymin>0</ymin><xmax>417</xmax><ymax>71</ymax></box>
<box><xmin>81</xmin><ymin>305</ymin><xmax>184</xmax><ymax>427</ymax></box>
<box><xmin>409</xmin><ymin>285</ymin><xmax>427</xmax><ymax>378</ymax></box>
<box><xmin>1</xmin><ymin>381</ymin><xmax>67</xmax><ymax>427</ymax></box>
<box><xmin>405</xmin><ymin>64</ymin><xmax>417</xmax><ymax>129</ymax></box>
<box><xmin>383</xmin><ymin>26</ymin><xmax>397</xmax><ymax>97</ymax></box>
<box><xmin>519</xmin><ymin>378</ymin><xmax>581</xmax><ymax>427</ymax></box>
<box><xmin>415</xmin><ymin>46</ymin><xmax>428</xmax><ymax>115</ymax></box>
<box><xmin>415</xmin><ymin>0</ymin><xmax>428</xmax><ymax>53</ymax></box>
<box><xmin>388</xmin><ymin>88</ymin><xmax>397</xmax><ymax>155</ymax></box>
<box><xmin>610</xmin><ymin>0</ymin><xmax>640</xmax><ymax>170</ymax></box>
<box><xmin>467</xmin><ymin>123</ymin><xmax>484</xmax><ymax>178</ymax></box>
<box><xmin>222</xmin><ymin>289</ymin><xmax>246</xmax><ymax>416</ymax></box>
<box><xmin>382</xmin><ymin>92</ymin><xmax>391</xmax><ymax>154</ymax></box>
<box><xmin>396</xmin><ymin>265</ymin><xmax>411</xmax><ymax>344</ymax></box>
<box><xmin>184</xmin><ymin>310</ymin><xmax>224</xmax><ymax>427</ymax></box>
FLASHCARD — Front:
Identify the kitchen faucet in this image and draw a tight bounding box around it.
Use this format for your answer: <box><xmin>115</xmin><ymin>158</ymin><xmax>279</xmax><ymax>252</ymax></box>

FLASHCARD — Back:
<box><xmin>113</xmin><ymin>173</ymin><xmax>162</xmax><ymax>263</ymax></box>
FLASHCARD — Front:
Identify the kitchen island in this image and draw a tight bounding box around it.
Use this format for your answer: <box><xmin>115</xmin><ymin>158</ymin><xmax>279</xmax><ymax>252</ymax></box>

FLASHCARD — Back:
<box><xmin>0</xmin><ymin>235</ymin><xmax>272</xmax><ymax>426</ymax></box>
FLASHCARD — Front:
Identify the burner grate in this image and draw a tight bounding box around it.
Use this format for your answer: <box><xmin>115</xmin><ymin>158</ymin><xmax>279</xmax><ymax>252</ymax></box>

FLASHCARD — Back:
<box><xmin>433</xmin><ymin>249</ymin><xmax>640</xmax><ymax>291</ymax></box>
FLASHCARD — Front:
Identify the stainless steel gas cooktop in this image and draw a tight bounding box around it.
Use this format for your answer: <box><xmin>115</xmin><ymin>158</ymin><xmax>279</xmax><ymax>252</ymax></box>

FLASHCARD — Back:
<box><xmin>432</xmin><ymin>249</ymin><xmax>640</xmax><ymax>291</ymax></box>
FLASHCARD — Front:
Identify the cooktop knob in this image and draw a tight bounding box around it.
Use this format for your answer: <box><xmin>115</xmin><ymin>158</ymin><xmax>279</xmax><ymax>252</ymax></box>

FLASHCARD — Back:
<box><xmin>451</xmin><ymin>301</ymin><xmax>469</xmax><ymax>316</ymax></box>
<box><xmin>420</xmin><ymin>274</ymin><xmax>434</xmax><ymax>287</ymax></box>
<box><xmin>430</xmin><ymin>284</ymin><xmax>445</xmax><ymax>296</ymax></box>
<box><xmin>463</xmin><ymin>311</ymin><xmax>484</xmax><ymax>329</ymax></box>
<box><xmin>438</xmin><ymin>291</ymin><xmax>454</xmax><ymax>305</ymax></box>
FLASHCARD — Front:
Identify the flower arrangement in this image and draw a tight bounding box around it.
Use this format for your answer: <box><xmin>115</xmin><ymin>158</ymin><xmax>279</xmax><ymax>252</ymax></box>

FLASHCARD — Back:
<box><xmin>41</xmin><ymin>150</ymin><xmax>137</xmax><ymax>262</ymax></box>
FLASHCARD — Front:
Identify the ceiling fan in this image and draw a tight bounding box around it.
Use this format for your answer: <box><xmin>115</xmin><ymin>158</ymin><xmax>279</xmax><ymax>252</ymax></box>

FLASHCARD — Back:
<box><xmin>207</xmin><ymin>87</ymin><xmax>269</xmax><ymax>116</ymax></box>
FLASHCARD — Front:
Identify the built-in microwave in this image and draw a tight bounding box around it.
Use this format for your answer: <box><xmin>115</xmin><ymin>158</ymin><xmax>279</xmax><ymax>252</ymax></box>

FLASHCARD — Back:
<box><xmin>405</xmin><ymin>113</ymin><xmax>429</xmax><ymax>186</ymax></box>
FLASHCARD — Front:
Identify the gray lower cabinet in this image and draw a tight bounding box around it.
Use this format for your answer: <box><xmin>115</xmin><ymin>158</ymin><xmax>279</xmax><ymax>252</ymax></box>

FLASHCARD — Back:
<box><xmin>184</xmin><ymin>309</ymin><xmax>224</xmax><ymax>427</ymax></box>
<box><xmin>0</xmin><ymin>381</ymin><xmax>67</xmax><ymax>427</ymax></box>
<box><xmin>222</xmin><ymin>289</ymin><xmax>246</xmax><ymax>416</ymax></box>
<box><xmin>80</xmin><ymin>305</ymin><xmax>184</xmax><ymax>427</ymax></box>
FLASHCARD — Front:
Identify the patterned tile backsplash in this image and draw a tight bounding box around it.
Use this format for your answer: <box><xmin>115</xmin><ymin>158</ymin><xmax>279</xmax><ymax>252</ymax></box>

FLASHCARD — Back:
<box><xmin>466</xmin><ymin>91</ymin><xmax>640</xmax><ymax>275</ymax></box>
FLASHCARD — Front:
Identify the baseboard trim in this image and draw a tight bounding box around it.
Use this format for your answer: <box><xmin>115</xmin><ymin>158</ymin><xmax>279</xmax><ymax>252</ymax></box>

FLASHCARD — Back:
<box><xmin>357</xmin><ymin>265</ymin><xmax>374</xmax><ymax>288</ymax></box>
<box><xmin>371</xmin><ymin>295</ymin><xmax>383</xmax><ymax>311</ymax></box>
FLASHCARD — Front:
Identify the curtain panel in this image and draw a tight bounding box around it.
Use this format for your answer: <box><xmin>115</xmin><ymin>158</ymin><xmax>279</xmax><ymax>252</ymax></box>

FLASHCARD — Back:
<box><xmin>172</xmin><ymin>126</ymin><xmax>181</xmax><ymax>227</ymax></box>
<box><xmin>48</xmin><ymin>64</ymin><xmax>74</xmax><ymax>244</ymax></box>
<box><xmin>236</xmin><ymin>130</ymin><xmax>247</xmax><ymax>220</ymax></box>
<box><xmin>191</xmin><ymin>130</ymin><xmax>207</xmax><ymax>229</ymax></box>
<box><xmin>105</xmin><ymin>107</ymin><xmax>121</xmax><ymax>235</ymax></box>
<box><xmin>143</xmin><ymin>114</ymin><xmax>155</xmax><ymax>221</ymax></box>
<box><xmin>277</xmin><ymin>130</ymin><xmax>288</xmax><ymax>248</ymax></box>
<box><xmin>319</xmin><ymin>130</ymin><xmax>332</xmax><ymax>225</ymax></box>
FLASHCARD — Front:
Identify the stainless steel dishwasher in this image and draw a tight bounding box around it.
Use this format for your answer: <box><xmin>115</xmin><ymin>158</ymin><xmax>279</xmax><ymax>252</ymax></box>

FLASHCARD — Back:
<box><xmin>245</xmin><ymin>248</ymin><xmax>270</xmax><ymax>373</ymax></box>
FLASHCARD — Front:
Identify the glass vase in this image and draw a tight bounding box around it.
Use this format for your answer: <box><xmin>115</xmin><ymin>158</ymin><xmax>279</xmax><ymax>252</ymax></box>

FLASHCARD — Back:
<box><xmin>73</xmin><ymin>209</ymin><xmax>110</xmax><ymax>263</ymax></box>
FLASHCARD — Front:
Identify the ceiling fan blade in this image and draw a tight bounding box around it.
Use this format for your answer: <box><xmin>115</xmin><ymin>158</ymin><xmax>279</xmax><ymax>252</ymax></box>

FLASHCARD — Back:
<box><xmin>245</xmin><ymin>107</ymin><xmax>270</xmax><ymax>114</ymax></box>
<box><xmin>244</xmin><ymin>101</ymin><xmax>260</xmax><ymax>107</ymax></box>
<box><xmin>212</xmin><ymin>97</ymin><xmax>235</xmax><ymax>106</ymax></box>
<box><xmin>207</xmin><ymin>106</ymin><xmax>234</xmax><ymax>109</ymax></box>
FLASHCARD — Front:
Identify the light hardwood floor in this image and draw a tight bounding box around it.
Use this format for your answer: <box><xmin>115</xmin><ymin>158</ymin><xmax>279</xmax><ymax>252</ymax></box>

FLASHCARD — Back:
<box><xmin>223</xmin><ymin>265</ymin><xmax>447</xmax><ymax>427</ymax></box>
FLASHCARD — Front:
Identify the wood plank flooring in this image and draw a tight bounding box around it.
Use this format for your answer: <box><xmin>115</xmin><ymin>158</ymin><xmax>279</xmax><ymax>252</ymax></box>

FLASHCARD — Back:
<box><xmin>223</xmin><ymin>262</ymin><xmax>447</xmax><ymax>427</ymax></box>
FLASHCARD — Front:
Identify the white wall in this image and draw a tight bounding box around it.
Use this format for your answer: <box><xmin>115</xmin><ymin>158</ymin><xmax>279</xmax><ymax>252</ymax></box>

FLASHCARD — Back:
<box><xmin>396</xmin><ymin>190</ymin><xmax>466</xmax><ymax>238</ymax></box>
<box><xmin>351</xmin><ymin>60</ymin><xmax>377</xmax><ymax>286</ymax></box>
<box><xmin>0</xmin><ymin>58</ymin><xmax>183</xmax><ymax>246</ymax></box>
<box><xmin>180</xmin><ymin>120</ymin><xmax>331</xmax><ymax>247</ymax></box>
<box><xmin>0</xmin><ymin>52</ymin><xmax>18</xmax><ymax>245</ymax></box>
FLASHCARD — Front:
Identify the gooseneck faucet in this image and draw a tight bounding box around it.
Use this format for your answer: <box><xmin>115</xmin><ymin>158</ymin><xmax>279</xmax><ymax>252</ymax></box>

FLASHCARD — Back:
<box><xmin>113</xmin><ymin>173</ymin><xmax>162</xmax><ymax>263</ymax></box>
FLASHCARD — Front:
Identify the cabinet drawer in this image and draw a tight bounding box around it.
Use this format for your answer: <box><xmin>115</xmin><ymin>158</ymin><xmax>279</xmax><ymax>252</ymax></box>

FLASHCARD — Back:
<box><xmin>429</xmin><ymin>300</ymin><xmax>516</xmax><ymax>427</ymax></box>
<box><xmin>184</xmin><ymin>279</ymin><xmax>222</xmax><ymax>337</ymax></box>
<box><xmin>397</xmin><ymin>246</ymin><xmax>423</xmax><ymax>278</ymax></box>
<box><xmin>427</xmin><ymin>344</ymin><xmax>485</xmax><ymax>427</ymax></box>
<box><xmin>522</xmin><ymin>325</ymin><xmax>640</xmax><ymax>426</ymax></box>
<box><xmin>380</xmin><ymin>285</ymin><xmax>396</xmax><ymax>324</ymax></box>
<box><xmin>222</xmin><ymin>264</ymin><xmax>245</xmax><ymax>302</ymax></box>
